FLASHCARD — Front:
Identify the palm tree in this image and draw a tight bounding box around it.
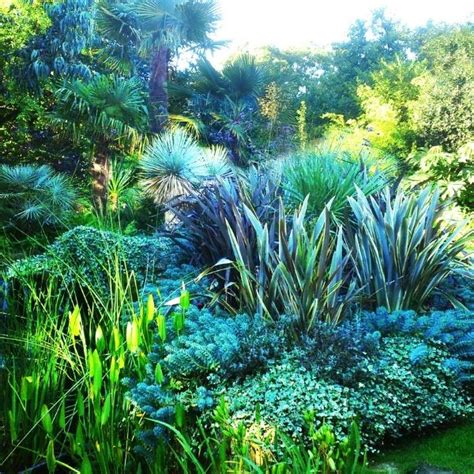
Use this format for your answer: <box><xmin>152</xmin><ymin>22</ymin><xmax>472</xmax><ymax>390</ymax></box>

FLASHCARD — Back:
<box><xmin>194</xmin><ymin>53</ymin><xmax>264</xmax><ymax>101</ymax></box>
<box><xmin>177</xmin><ymin>54</ymin><xmax>264</xmax><ymax>164</ymax></box>
<box><xmin>96</xmin><ymin>0</ymin><xmax>220</xmax><ymax>132</ymax></box>
<box><xmin>51</xmin><ymin>74</ymin><xmax>148</xmax><ymax>207</ymax></box>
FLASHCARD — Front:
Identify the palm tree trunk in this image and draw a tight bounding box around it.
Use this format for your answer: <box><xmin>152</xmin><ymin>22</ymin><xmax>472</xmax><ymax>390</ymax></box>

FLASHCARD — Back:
<box><xmin>149</xmin><ymin>45</ymin><xmax>170</xmax><ymax>133</ymax></box>
<box><xmin>92</xmin><ymin>142</ymin><xmax>110</xmax><ymax>210</ymax></box>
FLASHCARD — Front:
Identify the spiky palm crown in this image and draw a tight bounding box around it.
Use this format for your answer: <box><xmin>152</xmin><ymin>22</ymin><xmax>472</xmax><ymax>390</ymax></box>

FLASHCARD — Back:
<box><xmin>193</xmin><ymin>54</ymin><xmax>264</xmax><ymax>101</ymax></box>
<box><xmin>0</xmin><ymin>165</ymin><xmax>77</xmax><ymax>228</ymax></box>
<box><xmin>52</xmin><ymin>74</ymin><xmax>149</xmax><ymax>145</ymax></box>
<box><xmin>139</xmin><ymin>128</ymin><xmax>232</xmax><ymax>205</ymax></box>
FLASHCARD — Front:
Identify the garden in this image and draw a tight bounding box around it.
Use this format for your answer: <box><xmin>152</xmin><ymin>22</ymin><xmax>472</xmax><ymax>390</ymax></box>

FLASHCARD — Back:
<box><xmin>0</xmin><ymin>1</ymin><xmax>473</xmax><ymax>473</ymax></box>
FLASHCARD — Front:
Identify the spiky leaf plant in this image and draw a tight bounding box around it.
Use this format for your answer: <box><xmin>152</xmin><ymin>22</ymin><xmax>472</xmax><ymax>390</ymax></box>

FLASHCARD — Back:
<box><xmin>166</xmin><ymin>169</ymin><xmax>280</xmax><ymax>267</ymax></box>
<box><xmin>0</xmin><ymin>164</ymin><xmax>77</xmax><ymax>229</ymax></box>
<box><xmin>140</xmin><ymin>128</ymin><xmax>233</xmax><ymax>205</ymax></box>
<box><xmin>226</xmin><ymin>197</ymin><xmax>357</xmax><ymax>332</ymax></box>
<box><xmin>347</xmin><ymin>186</ymin><xmax>472</xmax><ymax>311</ymax></box>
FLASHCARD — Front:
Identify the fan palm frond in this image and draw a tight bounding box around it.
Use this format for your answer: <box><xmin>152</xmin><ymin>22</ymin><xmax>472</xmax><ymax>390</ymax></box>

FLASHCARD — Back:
<box><xmin>222</xmin><ymin>53</ymin><xmax>264</xmax><ymax>100</ymax></box>
<box><xmin>52</xmin><ymin>74</ymin><xmax>149</xmax><ymax>145</ymax></box>
<box><xmin>176</xmin><ymin>0</ymin><xmax>219</xmax><ymax>49</ymax></box>
<box><xmin>96</xmin><ymin>0</ymin><xmax>141</xmax><ymax>45</ymax></box>
<box><xmin>0</xmin><ymin>165</ymin><xmax>77</xmax><ymax>228</ymax></box>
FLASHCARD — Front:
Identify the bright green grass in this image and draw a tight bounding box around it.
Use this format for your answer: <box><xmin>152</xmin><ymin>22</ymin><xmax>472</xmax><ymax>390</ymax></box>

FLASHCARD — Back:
<box><xmin>367</xmin><ymin>421</ymin><xmax>474</xmax><ymax>474</ymax></box>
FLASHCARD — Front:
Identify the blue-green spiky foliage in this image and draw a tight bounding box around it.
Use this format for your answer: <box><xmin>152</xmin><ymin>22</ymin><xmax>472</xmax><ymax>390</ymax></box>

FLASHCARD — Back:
<box><xmin>363</xmin><ymin>307</ymin><xmax>474</xmax><ymax>383</ymax></box>
<box><xmin>126</xmin><ymin>306</ymin><xmax>287</xmax><ymax>456</ymax></box>
<box><xmin>22</xmin><ymin>0</ymin><xmax>95</xmax><ymax>87</ymax></box>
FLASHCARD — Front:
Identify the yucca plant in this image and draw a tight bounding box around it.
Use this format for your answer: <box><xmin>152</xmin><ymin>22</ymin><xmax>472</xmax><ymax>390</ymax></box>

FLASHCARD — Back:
<box><xmin>0</xmin><ymin>164</ymin><xmax>77</xmax><ymax>229</ymax></box>
<box><xmin>347</xmin><ymin>186</ymin><xmax>472</xmax><ymax>311</ymax></box>
<box><xmin>140</xmin><ymin>128</ymin><xmax>232</xmax><ymax>206</ymax></box>
<box><xmin>283</xmin><ymin>148</ymin><xmax>389</xmax><ymax>221</ymax></box>
<box><xmin>226</xmin><ymin>197</ymin><xmax>357</xmax><ymax>332</ymax></box>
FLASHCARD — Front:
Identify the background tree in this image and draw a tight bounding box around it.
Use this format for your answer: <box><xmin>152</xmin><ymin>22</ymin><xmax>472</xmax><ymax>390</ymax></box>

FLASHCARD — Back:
<box><xmin>20</xmin><ymin>0</ymin><xmax>95</xmax><ymax>87</ymax></box>
<box><xmin>411</xmin><ymin>26</ymin><xmax>474</xmax><ymax>151</ymax></box>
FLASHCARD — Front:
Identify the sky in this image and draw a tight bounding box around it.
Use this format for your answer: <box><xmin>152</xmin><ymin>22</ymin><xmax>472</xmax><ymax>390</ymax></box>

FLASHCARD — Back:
<box><xmin>209</xmin><ymin>0</ymin><xmax>473</xmax><ymax>64</ymax></box>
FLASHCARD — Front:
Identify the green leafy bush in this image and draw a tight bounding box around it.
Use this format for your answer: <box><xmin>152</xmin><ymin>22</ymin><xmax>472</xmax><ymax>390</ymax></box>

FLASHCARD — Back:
<box><xmin>347</xmin><ymin>186</ymin><xmax>471</xmax><ymax>311</ymax></box>
<box><xmin>225</xmin><ymin>337</ymin><xmax>472</xmax><ymax>450</ymax></box>
<box><xmin>350</xmin><ymin>337</ymin><xmax>472</xmax><ymax>443</ymax></box>
<box><xmin>407</xmin><ymin>143</ymin><xmax>474</xmax><ymax>210</ymax></box>
<box><xmin>362</xmin><ymin>307</ymin><xmax>474</xmax><ymax>384</ymax></box>
<box><xmin>6</xmin><ymin>226</ymin><xmax>174</xmax><ymax>305</ymax></box>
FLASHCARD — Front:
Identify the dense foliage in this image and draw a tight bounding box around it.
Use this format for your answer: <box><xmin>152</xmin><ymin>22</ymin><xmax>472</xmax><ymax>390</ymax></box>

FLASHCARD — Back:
<box><xmin>1</xmin><ymin>2</ymin><xmax>473</xmax><ymax>472</ymax></box>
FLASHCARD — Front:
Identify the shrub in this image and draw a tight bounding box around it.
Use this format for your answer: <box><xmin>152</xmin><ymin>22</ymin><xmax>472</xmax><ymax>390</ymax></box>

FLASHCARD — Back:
<box><xmin>227</xmin><ymin>353</ymin><xmax>356</xmax><ymax>442</ymax></box>
<box><xmin>167</xmin><ymin>169</ymin><xmax>280</xmax><ymax>267</ymax></box>
<box><xmin>347</xmin><ymin>186</ymin><xmax>471</xmax><ymax>311</ymax></box>
<box><xmin>126</xmin><ymin>305</ymin><xmax>287</xmax><ymax>452</ymax></box>
<box><xmin>349</xmin><ymin>337</ymin><xmax>472</xmax><ymax>444</ymax></box>
<box><xmin>300</xmin><ymin>318</ymin><xmax>382</xmax><ymax>386</ymax></box>
<box><xmin>282</xmin><ymin>148</ymin><xmax>388</xmax><ymax>221</ymax></box>
<box><xmin>407</xmin><ymin>143</ymin><xmax>474</xmax><ymax>211</ymax></box>
<box><xmin>0</xmin><ymin>164</ymin><xmax>77</xmax><ymax>229</ymax></box>
<box><xmin>362</xmin><ymin>307</ymin><xmax>474</xmax><ymax>383</ymax></box>
<box><xmin>6</xmin><ymin>226</ymin><xmax>175</xmax><ymax>305</ymax></box>
<box><xmin>227</xmin><ymin>197</ymin><xmax>357</xmax><ymax>331</ymax></box>
<box><xmin>224</xmin><ymin>336</ymin><xmax>472</xmax><ymax>450</ymax></box>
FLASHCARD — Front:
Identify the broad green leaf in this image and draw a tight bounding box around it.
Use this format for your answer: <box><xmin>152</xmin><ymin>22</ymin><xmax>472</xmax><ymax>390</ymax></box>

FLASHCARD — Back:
<box><xmin>95</xmin><ymin>325</ymin><xmax>105</xmax><ymax>353</ymax></box>
<box><xmin>175</xmin><ymin>403</ymin><xmax>185</xmax><ymax>428</ymax></box>
<box><xmin>41</xmin><ymin>404</ymin><xmax>53</xmax><ymax>436</ymax></box>
<box><xmin>154</xmin><ymin>363</ymin><xmax>164</xmax><ymax>384</ymax></box>
<box><xmin>76</xmin><ymin>392</ymin><xmax>85</xmax><ymax>417</ymax></box>
<box><xmin>46</xmin><ymin>440</ymin><xmax>56</xmax><ymax>473</ymax></box>
<box><xmin>173</xmin><ymin>312</ymin><xmax>185</xmax><ymax>334</ymax></box>
<box><xmin>68</xmin><ymin>306</ymin><xmax>81</xmax><ymax>338</ymax></box>
<box><xmin>20</xmin><ymin>376</ymin><xmax>34</xmax><ymax>402</ymax></box>
<box><xmin>80</xmin><ymin>455</ymin><xmax>93</xmax><ymax>474</ymax></box>
<box><xmin>91</xmin><ymin>350</ymin><xmax>103</xmax><ymax>398</ymax></box>
<box><xmin>180</xmin><ymin>288</ymin><xmax>190</xmax><ymax>310</ymax></box>
<box><xmin>58</xmin><ymin>399</ymin><xmax>66</xmax><ymax>430</ymax></box>
<box><xmin>101</xmin><ymin>394</ymin><xmax>111</xmax><ymax>426</ymax></box>
<box><xmin>126</xmin><ymin>319</ymin><xmax>140</xmax><ymax>353</ymax></box>
<box><xmin>157</xmin><ymin>314</ymin><xmax>166</xmax><ymax>342</ymax></box>
<box><xmin>146</xmin><ymin>294</ymin><xmax>155</xmax><ymax>322</ymax></box>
